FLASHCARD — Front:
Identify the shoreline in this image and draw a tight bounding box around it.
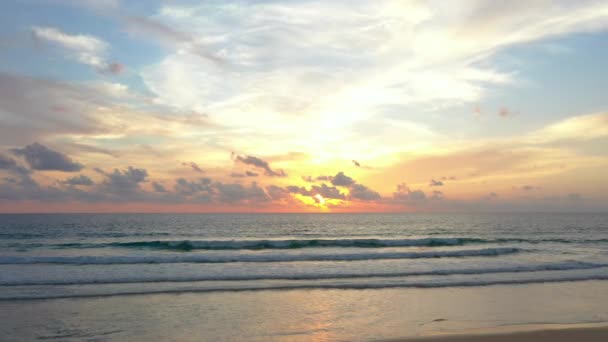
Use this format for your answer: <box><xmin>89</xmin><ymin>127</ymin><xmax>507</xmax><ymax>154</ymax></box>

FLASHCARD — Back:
<box><xmin>383</xmin><ymin>322</ymin><xmax>608</xmax><ymax>342</ymax></box>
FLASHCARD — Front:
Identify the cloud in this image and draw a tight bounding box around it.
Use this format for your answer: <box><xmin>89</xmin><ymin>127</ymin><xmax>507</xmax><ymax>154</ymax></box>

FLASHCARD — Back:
<box><xmin>97</xmin><ymin>166</ymin><xmax>148</xmax><ymax>195</ymax></box>
<box><xmin>152</xmin><ymin>182</ymin><xmax>167</xmax><ymax>193</ymax></box>
<box><xmin>11</xmin><ymin>143</ymin><xmax>83</xmax><ymax>172</ymax></box>
<box><xmin>61</xmin><ymin>175</ymin><xmax>94</xmax><ymax>186</ymax></box>
<box><xmin>285</xmin><ymin>184</ymin><xmax>346</xmax><ymax>200</ymax></box>
<box><xmin>531</xmin><ymin>112</ymin><xmax>608</xmax><ymax>143</ymax></box>
<box><xmin>235</xmin><ymin>155</ymin><xmax>286</xmax><ymax>177</ymax></box>
<box><xmin>139</xmin><ymin>0</ymin><xmax>608</xmax><ymax>154</ymax></box>
<box><xmin>173</xmin><ymin>177</ymin><xmax>212</xmax><ymax>196</ymax></box>
<box><xmin>429</xmin><ymin>179</ymin><xmax>444</xmax><ymax>187</ymax></box>
<box><xmin>183</xmin><ymin>161</ymin><xmax>203</xmax><ymax>173</ymax></box>
<box><xmin>168</xmin><ymin>177</ymin><xmax>269</xmax><ymax>204</ymax></box>
<box><xmin>431</xmin><ymin>190</ymin><xmax>444</xmax><ymax>200</ymax></box>
<box><xmin>291</xmin><ymin>172</ymin><xmax>381</xmax><ymax>202</ymax></box>
<box><xmin>31</xmin><ymin>26</ymin><xmax>120</xmax><ymax>73</ymax></box>
<box><xmin>351</xmin><ymin>159</ymin><xmax>373</xmax><ymax>169</ymax></box>
<box><xmin>266</xmin><ymin>185</ymin><xmax>289</xmax><ymax>200</ymax></box>
<box><xmin>514</xmin><ymin>185</ymin><xmax>540</xmax><ymax>191</ymax></box>
<box><xmin>567</xmin><ymin>193</ymin><xmax>583</xmax><ymax>202</ymax></box>
<box><xmin>311</xmin><ymin>184</ymin><xmax>346</xmax><ymax>200</ymax></box>
<box><xmin>483</xmin><ymin>192</ymin><xmax>499</xmax><ymax>200</ymax></box>
<box><xmin>0</xmin><ymin>154</ymin><xmax>19</xmax><ymax>170</ymax></box>
<box><xmin>331</xmin><ymin>172</ymin><xmax>355</xmax><ymax>187</ymax></box>
<box><xmin>315</xmin><ymin>176</ymin><xmax>332</xmax><ymax>181</ymax></box>
<box><xmin>123</xmin><ymin>15</ymin><xmax>223</xmax><ymax>64</ymax></box>
<box><xmin>349</xmin><ymin>183</ymin><xmax>381</xmax><ymax>201</ymax></box>
<box><xmin>231</xmin><ymin>171</ymin><xmax>260</xmax><ymax>178</ymax></box>
<box><xmin>393</xmin><ymin>183</ymin><xmax>427</xmax><ymax>203</ymax></box>
<box><xmin>0</xmin><ymin>73</ymin><xmax>107</xmax><ymax>144</ymax></box>
<box><xmin>214</xmin><ymin>182</ymin><xmax>269</xmax><ymax>204</ymax></box>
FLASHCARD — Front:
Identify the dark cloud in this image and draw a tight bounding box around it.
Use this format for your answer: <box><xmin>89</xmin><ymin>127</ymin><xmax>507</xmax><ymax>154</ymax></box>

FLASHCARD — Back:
<box><xmin>183</xmin><ymin>161</ymin><xmax>203</xmax><ymax>173</ymax></box>
<box><xmin>214</xmin><ymin>182</ymin><xmax>269</xmax><ymax>204</ymax></box>
<box><xmin>393</xmin><ymin>183</ymin><xmax>427</xmax><ymax>202</ymax></box>
<box><xmin>351</xmin><ymin>159</ymin><xmax>372</xmax><ymax>169</ymax></box>
<box><xmin>429</xmin><ymin>179</ymin><xmax>444</xmax><ymax>187</ymax></box>
<box><xmin>11</xmin><ymin>143</ymin><xmax>83</xmax><ymax>172</ymax></box>
<box><xmin>305</xmin><ymin>172</ymin><xmax>358</xmax><ymax>187</ymax></box>
<box><xmin>431</xmin><ymin>190</ymin><xmax>444</xmax><ymax>200</ymax></box>
<box><xmin>285</xmin><ymin>184</ymin><xmax>346</xmax><ymax>200</ymax></box>
<box><xmin>331</xmin><ymin>172</ymin><xmax>355</xmax><ymax>187</ymax></box>
<box><xmin>0</xmin><ymin>153</ymin><xmax>32</xmax><ymax>179</ymax></box>
<box><xmin>235</xmin><ymin>154</ymin><xmax>287</xmax><ymax>177</ymax></box>
<box><xmin>266</xmin><ymin>185</ymin><xmax>289</xmax><ymax>200</ymax></box>
<box><xmin>174</xmin><ymin>177</ymin><xmax>212</xmax><ymax>196</ymax></box>
<box><xmin>152</xmin><ymin>182</ymin><xmax>167</xmax><ymax>193</ymax></box>
<box><xmin>230</xmin><ymin>171</ymin><xmax>259</xmax><ymax>178</ymax></box>
<box><xmin>97</xmin><ymin>166</ymin><xmax>148</xmax><ymax>195</ymax></box>
<box><xmin>295</xmin><ymin>172</ymin><xmax>381</xmax><ymax>202</ymax></box>
<box><xmin>0</xmin><ymin>154</ymin><xmax>18</xmax><ymax>170</ymax></box>
<box><xmin>349</xmin><ymin>183</ymin><xmax>381</xmax><ymax>201</ymax></box>
<box><xmin>61</xmin><ymin>175</ymin><xmax>94</xmax><ymax>186</ymax></box>
<box><xmin>311</xmin><ymin>184</ymin><xmax>346</xmax><ymax>200</ymax></box>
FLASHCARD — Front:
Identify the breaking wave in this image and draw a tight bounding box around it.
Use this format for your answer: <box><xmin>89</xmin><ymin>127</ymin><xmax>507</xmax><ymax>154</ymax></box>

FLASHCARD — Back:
<box><xmin>0</xmin><ymin>247</ymin><xmax>521</xmax><ymax>265</ymax></box>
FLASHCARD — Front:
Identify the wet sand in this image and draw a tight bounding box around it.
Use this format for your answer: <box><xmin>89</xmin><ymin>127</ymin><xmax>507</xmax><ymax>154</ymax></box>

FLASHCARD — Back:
<box><xmin>387</xmin><ymin>323</ymin><xmax>608</xmax><ymax>342</ymax></box>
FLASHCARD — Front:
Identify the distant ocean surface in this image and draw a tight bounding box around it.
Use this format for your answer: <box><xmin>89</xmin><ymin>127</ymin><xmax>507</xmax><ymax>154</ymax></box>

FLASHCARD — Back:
<box><xmin>1</xmin><ymin>213</ymin><xmax>608</xmax><ymax>341</ymax></box>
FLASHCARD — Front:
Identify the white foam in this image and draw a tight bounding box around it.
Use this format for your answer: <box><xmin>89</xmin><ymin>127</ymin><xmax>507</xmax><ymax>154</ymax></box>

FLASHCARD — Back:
<box><xmin>0</xmin><ymin>247</ymin><xmax>521</xmax><ymax>265</ymax></box>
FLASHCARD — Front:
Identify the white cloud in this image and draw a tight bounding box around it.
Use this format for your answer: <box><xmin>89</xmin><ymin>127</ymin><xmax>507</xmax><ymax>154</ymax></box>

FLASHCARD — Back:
<box><xmin>136</xmin><ymin>0</ymin><xmax>608</xmax><ymax>157</ymax></box>
<box><xmin>31</xmin><ymin>26</ymin><xmax>119</xmax><ymax>73</ymax></box>
<box><xmin>530</xmin><ymin>112</ymin><xmax>608</xmax><ymax>143</ymax></box>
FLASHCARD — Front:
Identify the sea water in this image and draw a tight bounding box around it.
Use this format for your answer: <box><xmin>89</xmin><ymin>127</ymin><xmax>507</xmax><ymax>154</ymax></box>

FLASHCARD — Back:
<box><xmin>0</xmin><ymin>213</ymin><xmax>607</xmax><ymax>341</ymax></box>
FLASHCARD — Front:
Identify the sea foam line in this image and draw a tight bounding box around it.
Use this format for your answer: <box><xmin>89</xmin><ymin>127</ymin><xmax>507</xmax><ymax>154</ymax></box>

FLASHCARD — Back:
<box><xmin>0</xmin><ymin>247</ymin><xmax>521</xmax><ymax>265</ymax></box>
<box><xmin>1</xmin><ymin>261</ymin><xmax>605</xmax><ymax>286</ymax></box>
<box><xmin>2</xmin><ymin>274</ymin><xmax>608</xmax><ymax>301</ymax></box>
<box><xmin>31</xmin><ymin>237</ymin><xmax>607</xmax><ymax>251</ymax></box>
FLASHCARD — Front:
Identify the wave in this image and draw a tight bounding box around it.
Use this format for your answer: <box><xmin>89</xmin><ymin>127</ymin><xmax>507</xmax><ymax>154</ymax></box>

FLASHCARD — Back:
<box><xmin>44</xmin><ymin>237</ymin><xmax>608</xmax><ymax>251</ymax></box>
<box><xmin>0</xmin><ymin>247</ymin><xmax>521</xmax><ymax>265</ymax></box>
<box><xmin>2</xmin><ymin>261</ymin><xmax>604</xmax><ymax>286</ymax></box>
<box><xmin>3</xmin><ymin>274</ymin><xmax>608</xmax><ymax>301</ymax></box>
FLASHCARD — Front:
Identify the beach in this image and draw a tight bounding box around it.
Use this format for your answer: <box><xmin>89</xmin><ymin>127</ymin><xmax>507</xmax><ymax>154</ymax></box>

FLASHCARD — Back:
<box><xmin>1</xmin><ymin>281</ymin><xmax>607</xmax><ymax>341</ymax></box>
<box><xmin>392</xmin><ymin>323</ymin><xmax>608</xmax><ymax>342</ymax></box>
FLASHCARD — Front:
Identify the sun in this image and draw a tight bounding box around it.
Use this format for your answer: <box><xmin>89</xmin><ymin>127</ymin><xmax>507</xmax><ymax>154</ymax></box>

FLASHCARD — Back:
<box><xmin>313</xmin><ymin>194</ymin><xmax>326</xmax><ymax>205</ymax></box>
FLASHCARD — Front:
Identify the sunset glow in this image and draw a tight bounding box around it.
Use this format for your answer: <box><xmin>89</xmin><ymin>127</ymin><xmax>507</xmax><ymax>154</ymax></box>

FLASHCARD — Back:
<box><xmin>0</xmin><ymin>1</ymin><xmax>607</xmax><ymax>213</ymax></box>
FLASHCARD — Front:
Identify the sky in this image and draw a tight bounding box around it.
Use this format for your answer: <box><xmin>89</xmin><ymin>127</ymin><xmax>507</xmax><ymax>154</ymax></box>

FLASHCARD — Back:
<box><xmin>0</xmin><ymin>0</ymin><xmax>607</xmax><ymax>213</ymax></box>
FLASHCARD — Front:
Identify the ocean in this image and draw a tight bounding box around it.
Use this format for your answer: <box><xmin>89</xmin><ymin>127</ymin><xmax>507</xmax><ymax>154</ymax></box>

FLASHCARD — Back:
<box><xmin>1</xmin><ymin>213</ymin><xmax>607</xmax><ymax>341</ymax></box>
